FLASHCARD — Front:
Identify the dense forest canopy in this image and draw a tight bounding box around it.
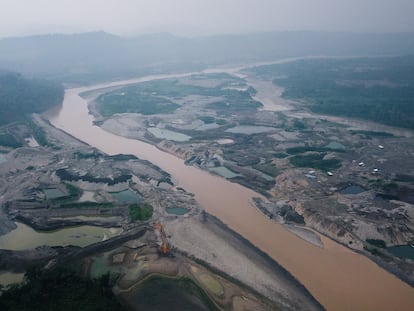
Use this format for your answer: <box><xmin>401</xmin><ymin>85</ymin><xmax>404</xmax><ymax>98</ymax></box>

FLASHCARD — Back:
<box><xmin>0</xmin><ymin>267</ymin><xmax>125</xmax><ymax>311</ymax></box>
<box><xmin>0</xmin><ymin>71</ymin><xmax>63</xmax><ymax>125</ymax></box>
<box><xmin>252</xmin><ymin>56</ymin><xmax>414</xmax><ymax>129</ymax></box>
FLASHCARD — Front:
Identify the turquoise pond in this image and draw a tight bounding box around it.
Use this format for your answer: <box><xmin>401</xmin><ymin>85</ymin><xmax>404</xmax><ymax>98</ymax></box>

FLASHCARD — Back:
<box><xmin>110</xmin><ymin>189</ymin><xmax>142</xmax><ymax>203</ymax></box>
<box><xmin>166</xmin><ymin>207</ymin><xmax>189</xmax><ymax>215</ymax></box>
<box><xmin>387</xmin><ymin>245</ymin><xmax>414</xmax><ymax>260</ymax></box>
<box><xmin>0</xmin><ymin>153</ymin><xmax>7</xmax><ymax>164</ymax></box>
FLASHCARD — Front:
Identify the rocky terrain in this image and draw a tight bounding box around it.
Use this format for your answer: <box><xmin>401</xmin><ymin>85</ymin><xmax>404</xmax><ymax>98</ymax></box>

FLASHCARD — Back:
<box><xmin>0</xmin><ymin>112</ymin><xmax>325</xmax><ymax>310</ymax></box>
<box><xmin>88</xmin><ymin>72</ymin><xmax>414</xmax><ymax>285</ymax></box>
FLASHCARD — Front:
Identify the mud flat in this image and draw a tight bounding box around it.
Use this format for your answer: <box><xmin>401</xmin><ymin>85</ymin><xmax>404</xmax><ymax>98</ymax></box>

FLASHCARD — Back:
<box><xmin>166</xmin><ymin>214</ymin><xmax>324</xmax><ymax>311</ymax></box>
<box><xmin>48</xmin><ymin>71</ymin><xmax>414</xmax><ymax>311</ymax></box>
<box><xmin>283</xmin><ymin>224</ymin><xmax>323</xmax><ymax>248</ymax></box>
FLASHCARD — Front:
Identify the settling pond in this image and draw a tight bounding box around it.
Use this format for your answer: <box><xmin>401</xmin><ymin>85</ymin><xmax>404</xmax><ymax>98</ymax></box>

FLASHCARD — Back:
<box><xmin>226</xmin><ymin>125</ymin><xmax>276</xmax><ymax>134</ymax></box>
<box><xmin>44</xmin><ymin>188</ymin><xmax>67</xmax><ymax>199</ymax></box>
<box><xmin>339</xmin><ymin>185</ymin><xmax>366</xmax><ymax>195</ymax></box>
<box><xmin>387</xmin><ymin>245</ymin><xmax>414</xmax><ymax>260</ymax></box>
<box><xmin>148</xmin><ymin>128</ymin><xmax>191</xmax><ymax>142</ymax></box>
<box><xmin>47</xmin><ymin>70</ymin><xmax>414</xmax><ymax>311</ymax></box>
<box><xmin>0</xmin><ymin>153</ymin><xmax>7</xmax><ymax>164</ymax></box>
<box><xmin>110</xmin><ymin>189</ymin><xmax>142</xmax><ymax>204</ymax></box>
<box><xmin>166</xmin><ymin>207</ymin><xmax>189</xmax><ymax>215</ymax></box>
<box><xmin>0</xmin><ymin>222</ymin><xmax>122</xmax><ymax>250</ymax></box>
<box><xmin>208</xmin><ymin>166</ymin><xmax>241</xmax><ymax>179</ymax></box>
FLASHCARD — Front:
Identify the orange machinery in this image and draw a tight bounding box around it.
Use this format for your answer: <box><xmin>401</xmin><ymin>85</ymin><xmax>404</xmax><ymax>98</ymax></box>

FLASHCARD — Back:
<box><xmin>154</xmin><ymin>223</ymin><xmax>171</xmax><ymax>256</ymax></box>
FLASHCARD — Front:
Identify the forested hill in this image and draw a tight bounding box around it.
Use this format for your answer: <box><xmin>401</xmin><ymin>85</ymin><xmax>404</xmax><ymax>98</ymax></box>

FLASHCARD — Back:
<box><xmin>251</xmin><ymin>56</ymin><xmax>414</xmax><ymax>129</ymax></box>
<box><xmin>0</xmin><ymin>71</ymin><xmax>64</xmax><ymax>125</ymax></box>
<box><xmin>0</xmin><ymin>31</ymin><xmax>414</xmax><ymax>83</ymax></box>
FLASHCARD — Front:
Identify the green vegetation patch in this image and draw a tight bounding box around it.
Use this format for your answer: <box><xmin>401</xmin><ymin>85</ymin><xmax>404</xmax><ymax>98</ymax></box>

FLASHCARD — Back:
<box><xmin>98</xmin><ymin>92</ymin><xmax>179</xmax><ymax>117</ymax></box>
<box><xmin>215</xmin><ymin>118</ymin><xmax>227</xmax><ymax>125</ymax></box>
<box><xmin>286</xmin><ymin>146</ymin><xmax>343</xmax><ymax>155</ymax></box>
<box><xmin>64</xmin><ymin>183</ymin><xmax>81</xmax><ymax>198</ymax></box>
<box><xmin>48</xmin><ymin>183</ymin><xmax>81</xmax><ymax>204</ymax></box>
<box><xmin>364</xmin><ymin>247</ymin><xmax>386</xmax><ymax>257</ymax></box>
<box><xmin>368</xmin><ymin>179</ymin><xmax>400</xmax><ymax>192</ymax></box>
<box><xmin>289</xmin><ymin>153</ymin><xmax>342</xmax><ymax>171</ymax></box>
<box><xmin>206</xmin><ymin>94</ymin><xmax>262</xmax><ymax>113</ymax></box>
<box><xmin>198</xmin><ymin>116</ymin><xmax>216</xmax><ymax>124</ymax></box>
<box><xmin>199</xmin><ymin>274</ymin><xmax>224</xmax><ymax>297</ymax></box>
<box><xmin>56</xmin><ymin>168</ymin><xmax>132</xmax><ymax>186</ymax></box>
<box><xmin>97</xmin><ymin>78</ymin><xmax>261</xmax><ymax>118</ymax></box>
<box><xmin>273</xmin><ymin>152</ymin><xmax>289</xmax><ymax>159</ymax></box>
<box><xmin>293</xmin><ymin>119</ymin><xmax>307</xmax><ymax>130</ymax></box>
<box><xmin>0</xmin><ymin>267</ymin><xmax>125</xmax><ymax>311</ymax></box>
<box><xmin>0</xmin><ymin>72</ymin><xmax>64</xmax><ymax>126</ymax></box>
<box><xmin>0</xmin><ymin>133</ymin><xmax>22</xmax><ymax>148</ymax></box>
<box><xmin>121</xmin><ymin>276</ymin><xmax>218</xmax><ymax>311</ymax></box>
<box><xmin>394</xmin><ymin>174</ymin><xmax>414</xmax><ymax>183</ymax></box>
<box><xmin>26</xmin><ymin>117</ymin><xmax>48</xmax><ymax>146</ymax></box>
<box><xmin>252</xmin><ymin>56</ymin><xmax>414</xmax><ymax>129</ymax></box>
<box><xmin>73</xmin><ymin>151</ymin><xmax>101</xmax><ymax>160</ymax></box>
<box><xmin>128</xmin><ymin>203</ymin><xmax>153</xmax><ymax>221</ymax></box>
<box><xmin>350</xmin><ymin>130</ymin><xmax>394</xmax><ymax>138</ymax></box>
<box><xmin>366</xmin><ymin>239</ymin><xmax>387</xmax><ymax>248</ymax></box>
<box><xmin>253</xmin><ymin>163</ymin><xmax>279</xmax><ymax>177</ymax></box>
<box><xmin>382</xmin><ymin>182</ymin><xmax>399</xmax><ymax>192</ymax></box>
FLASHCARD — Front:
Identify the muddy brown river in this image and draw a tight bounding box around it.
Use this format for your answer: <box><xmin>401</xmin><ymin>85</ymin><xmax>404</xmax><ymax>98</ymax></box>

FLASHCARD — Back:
<box><xmin>48</xmin><ymin>70</ymin><xmax>414</xmax><ymax>311</ymax></box>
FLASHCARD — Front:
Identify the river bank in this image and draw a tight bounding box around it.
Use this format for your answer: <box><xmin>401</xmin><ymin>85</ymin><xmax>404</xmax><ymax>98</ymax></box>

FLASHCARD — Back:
<box><xmin>0</xmin><ymin>215</ymin><xmax>315</xmax><ymax>310</ymax></box>
<box><xmin>47</xmin><ymin>64</ymin><xmax>414</xmax><ymax>311</ymax></box>
<box><xmin>0</xmin><ymin>109</ymin><xmax>320</xmax><ymax>310</ymax></box>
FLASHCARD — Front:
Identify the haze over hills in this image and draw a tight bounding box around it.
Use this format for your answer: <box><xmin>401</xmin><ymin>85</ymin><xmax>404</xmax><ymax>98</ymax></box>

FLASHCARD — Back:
<box><xmin>1</xmin><ymin>31</ymin><xmax>414</xmax><ymax>83</ymax></box>
<box><xmin>1</xmin><ymin>1</ymin><xmax>414</xmax><ymax>311</ymax></box>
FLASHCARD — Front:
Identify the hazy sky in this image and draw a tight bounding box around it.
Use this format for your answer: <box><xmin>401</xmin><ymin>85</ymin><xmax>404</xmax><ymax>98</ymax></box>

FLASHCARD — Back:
<box><xmin>1</xmin><ymin>0</ymin><xmax>414</xmax><ymax>37</ymax></box>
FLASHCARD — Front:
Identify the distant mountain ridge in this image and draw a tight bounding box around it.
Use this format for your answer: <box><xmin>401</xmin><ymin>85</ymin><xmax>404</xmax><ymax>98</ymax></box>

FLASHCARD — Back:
<box><xmin>1</xmin><ymin>31</ymin><xmax>414</xmax><ymax>83</ymax></box>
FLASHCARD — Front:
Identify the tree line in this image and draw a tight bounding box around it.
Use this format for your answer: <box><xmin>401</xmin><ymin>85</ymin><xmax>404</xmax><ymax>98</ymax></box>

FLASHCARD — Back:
<box><xmin>253</xmin><ymin>56</ymin><xmax>414</xmax><ymax>129</ymax></box>
<box><xmin>0</xmin><ymin>71</ymin><xmax>63</xmax><ymax>126</ymax></box>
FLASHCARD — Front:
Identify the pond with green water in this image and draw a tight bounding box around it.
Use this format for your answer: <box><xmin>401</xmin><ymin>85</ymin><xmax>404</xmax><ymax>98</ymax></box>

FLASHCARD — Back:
<box><xmin>387</xmin><ymin>245</ymin><xmax>414</xmax><ymax>260</ymax></box>
<box><xmin>110</xmin><ymin>189</ymin><xmax>142</xmax><ymax>204</ymax></box>
<box><xmin>0</xmin><ymin>222</ymin><xmax>121</xmax><ymax>250</ymax></box>
<box><xmin>167</xmin><ymin>207</ymin><xmax>189</xmax><ymax>215</ymax></box>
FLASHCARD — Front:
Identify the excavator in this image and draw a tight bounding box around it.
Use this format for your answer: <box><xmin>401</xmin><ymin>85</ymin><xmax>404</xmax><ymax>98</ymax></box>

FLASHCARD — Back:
<box><xmin>154</xmin><ymin>223</ymin><xmax>171</xmax><ymax>256</ymax></box>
